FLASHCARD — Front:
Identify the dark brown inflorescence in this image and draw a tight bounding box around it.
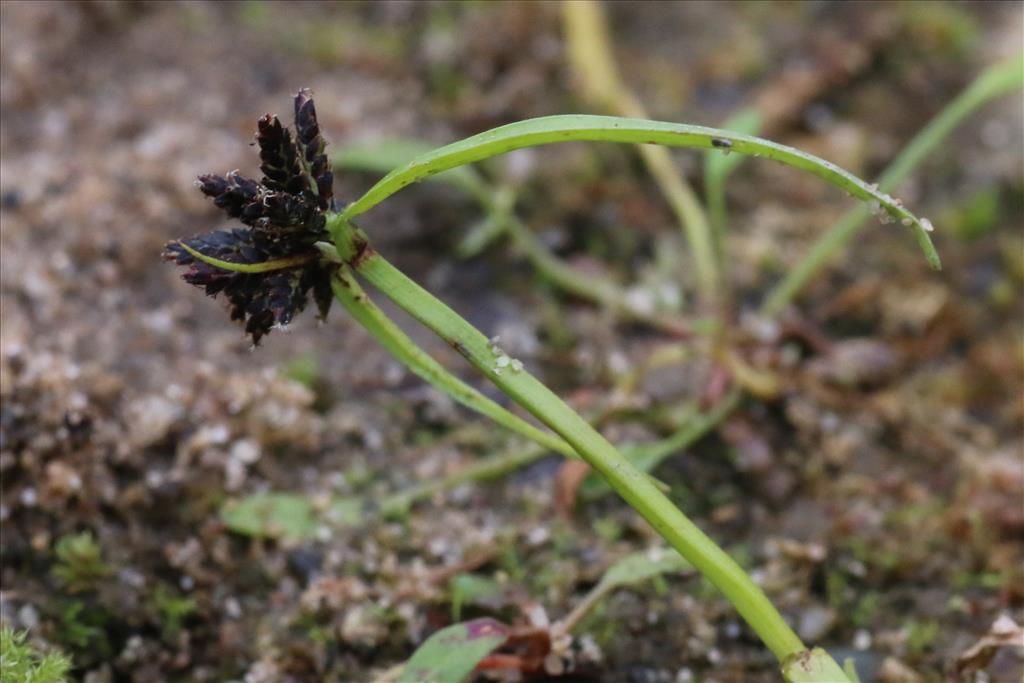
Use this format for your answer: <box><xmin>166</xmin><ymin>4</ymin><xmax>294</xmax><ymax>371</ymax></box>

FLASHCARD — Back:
<box><xmin>163</xmin><ymin>89</ymin><xmax>335</xmax><ymax>345</ymax></box>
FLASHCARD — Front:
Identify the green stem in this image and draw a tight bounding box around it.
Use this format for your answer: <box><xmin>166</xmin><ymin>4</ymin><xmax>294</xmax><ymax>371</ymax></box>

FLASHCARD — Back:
<box><xmin>761</xmin><ymin>56</ymin><xmax>1023</xmax><ymax>316</ymax></box>
<box><xmin>503</xmin><ymin>214</ymin><xmax>695</xmax><ymax>336</ymax></box>
<box><xmin>637</xmin><ymin>141</ymin><xmax>720</xmax><ymax>307</ymax></box>
<box><xmin>561</xmin><ymin>0</ymin><xmax>720</xmax><ymax>306</ymax></box>
<box><xmin>704</xmin><ymin>108</ymin><xmax>763</xmax><ymax>259</ymax></box>
<box><xmin>375</xmin><ymin>395</ymin><xmax>735</xmax><ymax>517</ymax></box>
<box><xmin>554</xmin><ymin>571</ymin><xmax>621</xmax><ymax>636</ymax></box>
<box><xmin>378</xmin><ymin>442</ymin><xmax>548</xmax><ymax>517</ymax></box>
<box><xmin>706</xmin><ymin>167</ymin><xmax>728</xmax><ymax>259</ymax></box>
<box><xmin>456</xmin><ymin>175</ymin><xmax>700</xmax><ymax>336</ymax></box>
<box><xmin>455</xmin><ymin>185</ymin><xmax>517</xmax><ymax>258</ymax></box>
<box><xmin>329</xmin><ymin>265</ymin><xmax>578</xmax><ymax>460</ymax></box>
<box><xmin>329</xmin><ymin>215</ymin><xmax>808</xmax><ymax>664</ymax></box>
<box><xmin>581</xmin><ymin>387</ymin><xmax>743</xmax><ymax>500</ymax></box>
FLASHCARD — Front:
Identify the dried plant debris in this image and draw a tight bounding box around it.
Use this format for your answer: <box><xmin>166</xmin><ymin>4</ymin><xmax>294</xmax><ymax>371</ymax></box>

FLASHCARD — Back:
<box><xmin>956</xmin><ymin>615</ymin><xmax>1024</xmax><ymax>677</ymax></box>
<box><xmin>162</xmin><ymin>89</ymin><xmax>335</xmax><ymax>344</ymax></box>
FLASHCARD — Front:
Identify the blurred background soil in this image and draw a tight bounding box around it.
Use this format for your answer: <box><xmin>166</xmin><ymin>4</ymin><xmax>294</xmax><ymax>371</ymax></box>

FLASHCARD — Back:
<box><xmin>1</xmin><ymin>1</ymin><xmax>1021</xmax><ymax>681</ymax></box>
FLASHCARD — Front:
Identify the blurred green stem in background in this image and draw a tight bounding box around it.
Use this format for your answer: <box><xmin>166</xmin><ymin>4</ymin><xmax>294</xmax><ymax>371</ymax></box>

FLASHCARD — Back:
<box><xmin>703</xmin><ymin>108</ymin><xmax>763</xmax><ymax>262</ymax></box>
<box><xmin>562</xmin><ymin>0</ymin><xmax>721</xmax><ymax>309</ymax></box>
<box><xmin>762</xmin><ymin>56</ymin><xmax>1024</xmax><ymax>316</ymax></box>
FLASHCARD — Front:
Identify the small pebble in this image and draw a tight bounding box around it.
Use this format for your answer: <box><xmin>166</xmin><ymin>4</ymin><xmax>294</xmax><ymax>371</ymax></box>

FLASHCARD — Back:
<box><xmin>854</xmin><ymin>628</ymin><xmax>872</xmax><ymax>650</ymax></box>
<box><xmin>798</xmin><ymin>605</ymin><xmax>837</xmax><ymax>642</ymax></box>
<box><xmin>526</xmin><ymin>526</ymin><xmax>550</xmax><ymax>546</ymax></box>
<box><xmin>17</xmin><ymin>604</ymin><xmax>40</xmax><ymax>630</ymax></box>
<box><xmin>20</xmin><ymin>488</ymin><xmax>37</xmax><ymax>507</ymax></box>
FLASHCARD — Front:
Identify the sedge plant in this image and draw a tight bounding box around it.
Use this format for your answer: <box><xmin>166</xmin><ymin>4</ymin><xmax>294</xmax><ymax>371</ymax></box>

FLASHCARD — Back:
<box><xmin>165</xmin><ymin>89</ymin><xmax>946</xmax><ymax>681</ymax></box>
<box><xmin>334</xmin><ymin>57</ymin><xmax>1022</xmax><ymax>506</ymax></box>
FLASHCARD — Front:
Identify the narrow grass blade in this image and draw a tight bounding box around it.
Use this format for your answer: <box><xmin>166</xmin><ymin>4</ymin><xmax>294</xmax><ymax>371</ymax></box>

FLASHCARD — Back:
<box><xmin>579</xmin><ymin>387</ymin><xmax>742</xmax><ymax>501</ymax></box>
<box><xmin>377</xmin><ymin>442</ymin><xmax>549</xmax><ymax>518</ymax></box>
<box><xmin>340</xmin><ymin>114</ymin><xmax>941</xmax><ymax>269</ymax></box>
<box><xmin>555</xmin><ymin>547</ymin><xmax>690</xmax><ymax>635</ymax></box>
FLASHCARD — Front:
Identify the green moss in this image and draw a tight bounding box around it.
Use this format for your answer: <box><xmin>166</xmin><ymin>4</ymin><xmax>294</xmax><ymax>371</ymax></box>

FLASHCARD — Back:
<box><xmin>1001</xmin><ymin>235</ymin><xmax>1024</xmax><ymax>283</ymax></box>
<box><xmin>0</xmin><ymin>628</ymin><xmax>72</xmax><ymax>683</ymax></box>
<box><xmin>826</xmin><ymin>572</ymin><xmax>850</xmax><ymax>611</ymax></box>
<box><xmin>283</xmin><ymin>353</ymin><xmax>320</xmax><ymax>389</ymax></box>
<box><xmin>952</xmin><ymin>569</ymin><xmax>1003</xmax><ymax>591</ymax></box>
<box><xmin>577</xmin><ymin>601</ymin><xmax>618</xmax><ymax>647</ymax></box>
<box><xmin>905</xmin><ymin>619</ymin><xmax>939</xmax><ymax>654</ymax></box>
<box><xmin>529</xmin><ymin>558</ymin><xmax>578</xmax><ymax>597</ymax></box>
<box><xmin>594</xmin><ymin>518</ymin><xmax>624</xmax><ymax>543</ymax></box>
<box><xmin>498</xmin><ymin>546</ymin><xmax>526</xmax><ymax>583</ymax></box>
<box><xmin>149</xmin><ymin>584</ymin><xmax>197</xmax><ymax>641</ymax></box>
<box><xmin>53</xmin><ymin>601</ymin><xmax>111</xmax><ymax>665</ymax></box>
<box><xmin>989</xmin><ymin>278</ymin><xmax>1015</xmax><ymax>309</ymax></box>
<box><xmin>51</xmin><ymin>533</ymin><xmax>110</xmax><ymax>594</ymax></box>
<box><xmin>944</xmin><ymin>188</ymin><xmax>1000</xmax><ymax>241</ymax></box>
<box><xmin>449</xmin><ymin>573</ymin><xmax>503</xmax><ymax>621</ymax></box>
<box><xmin>900</xmin><ymin>2</ymin><xmax>979</xmax><ymax>59</ymax></box>
<box><xmin>844</xmin><ymin>537</ymin><xmax>901</xmax><ymax>573</ymax></box>
<box><xmin>851</xmin><ymin>593</ymin><xmax>882</xmax><ymax>628</ymax></box>
<box><xmin>235</xmin><ymin>0</ymin><xmax>271</xmax><ymax>29</ymax></box>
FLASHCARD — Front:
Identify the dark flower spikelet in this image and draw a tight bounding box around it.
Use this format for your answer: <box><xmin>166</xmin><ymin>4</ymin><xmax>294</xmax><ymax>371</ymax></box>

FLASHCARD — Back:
<box><xmin>163</xmin><ymin>89</ymin><xmax>335</xmax><ymax>345</ymax></box>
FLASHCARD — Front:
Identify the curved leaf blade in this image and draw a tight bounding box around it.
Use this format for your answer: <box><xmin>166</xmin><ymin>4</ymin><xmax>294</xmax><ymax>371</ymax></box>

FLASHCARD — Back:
<box><xmin>340</xmin><ymin>114</ymin><xmax>940</xmax><ymax>269</ymax></box>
